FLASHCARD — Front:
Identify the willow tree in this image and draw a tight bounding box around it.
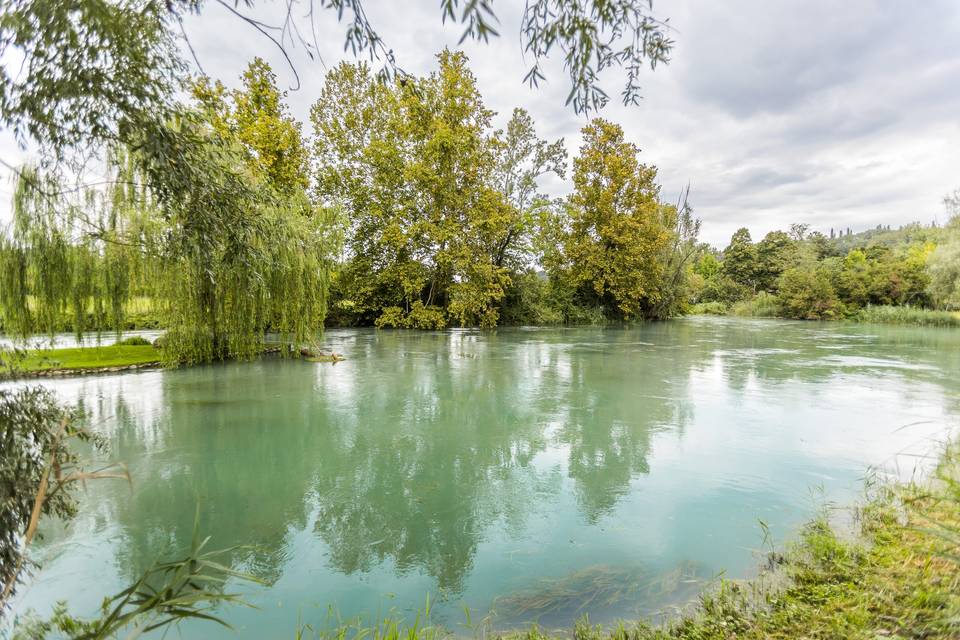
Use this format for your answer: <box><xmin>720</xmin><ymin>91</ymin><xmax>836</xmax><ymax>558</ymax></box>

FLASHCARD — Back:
<box><xmin>0</xmin><ymin>60</ymin><xmax>333</xmax><ymax>363</ymax></box>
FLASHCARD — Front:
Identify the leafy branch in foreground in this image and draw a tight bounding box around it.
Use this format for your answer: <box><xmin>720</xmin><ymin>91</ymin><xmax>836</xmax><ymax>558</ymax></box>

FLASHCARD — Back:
<box><xmin>12</xmin><ymin>519</ymin><xmax>262</xmax><ymax>639</ymax></box>
<box><xmin>0</xmin><ymin>387</ymin><xmax>129</xmax><ymax>610</ymax></box>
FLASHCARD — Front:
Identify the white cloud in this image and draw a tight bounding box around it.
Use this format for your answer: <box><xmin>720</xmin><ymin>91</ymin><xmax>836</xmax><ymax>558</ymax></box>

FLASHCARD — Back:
<box><xmin>3</xmin><ymin>0</ymin><xmax>959</xmax><ymax>246</ymax></box>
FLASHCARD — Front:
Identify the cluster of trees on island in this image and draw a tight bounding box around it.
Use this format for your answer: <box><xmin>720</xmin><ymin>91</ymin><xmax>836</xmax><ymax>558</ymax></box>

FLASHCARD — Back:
<box><xmin>0</xmin><ymin>51</ymin><xmax>700</xmax><ymax>359</ymax></box>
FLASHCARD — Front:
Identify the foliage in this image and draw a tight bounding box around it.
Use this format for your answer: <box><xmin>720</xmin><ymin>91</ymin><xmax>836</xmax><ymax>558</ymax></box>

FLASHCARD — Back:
<box><xmin>0</xmin><ymin>388</ymin><xmax>119</xmax><ymax>607</ymax></box>
<box><xmin>729</xmin><ymin>291</ymin><xmax>781</xmax><ymax>318</ymax></box>
<box><xmin>927</xmin><ymin>231</ymin><xmax>960</xmax><ymax>310</ymax></box>
<box><xmin>753</xmin><ymin>230</ymin><xmax>795</xmax><ymax>292</ymax></box>
<box><xmin>776</xmin><ymin>262</ymin><xmax>840</xmax><ymax>320</ymax></box>
<box><xmin>516</xmin><ymin>0</ymin><xmax>672</xmax><ymax>113</ymax></box>
<box><xmin>688</xmin><ymin>301</ymin><xmax>727</xmax><ymax>316</ymax></box>
<box><xmin>0</xmin><ymin>0</ymin><xmax>181</xmax><ymax>155</ymax></box>
<box><xmin>490</xmin><ymin>108</ymin><xmax>567</xmax><ymax>272</ymax></box>
<box><xmin>721</xmin><ymin>228</ymin><xmax>758</xmax><ymax>292</ymax></box>
<box><xmin>551</xmin><ymin>119</ymin><xmax>675</xmax><ymax>320</ymax></box>
<box><xmin>1</xmin><ymin>60</ymin><xmax>335</xmax><ymax>363</ymax></box>
<box><xmin>854</xmin><ymin>305</ymin><xmax>960</xmax><ymax>328</ymax></box>
<box><xmin>497</xmin><ymin>271</ymin><xmax>565</xmax><ymax>326</ymax></box>
<box><xmin>313</xmin><ymin>52</ymin><xmax>572</xmax><ymax>329</ymax></box>
<box><xmin>692</xmin><ymin>218</ymin><xmax>948</xmax><ymax>323</ymax></box>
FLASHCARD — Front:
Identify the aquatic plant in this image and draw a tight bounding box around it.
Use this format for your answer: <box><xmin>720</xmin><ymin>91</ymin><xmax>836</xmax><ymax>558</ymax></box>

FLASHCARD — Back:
<box><xmin>493</xmin><ymin>563</ymin><xmax>702</xmax><ymax>622</ymax></box>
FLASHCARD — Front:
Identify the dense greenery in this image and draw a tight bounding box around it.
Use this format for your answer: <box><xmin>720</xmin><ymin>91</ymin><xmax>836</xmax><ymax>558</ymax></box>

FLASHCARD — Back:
<box><xmin>689</xmin><ymin>214</ymin><xmax>960</xmax><ymax>322</ymax></box>
<box><xmin>313</xmin><ymin>54</ymin><xmax>695</xmax><ymax>328</ymax></box>
<box><xmin>0</xmin><ymin>389</ymin><xmax>96</xmax><ymax>606</ymax></box>
<box><xmin>0</xmin><ymin>60</ymin><xmax>335</xmax><ymax>363</ymax></box>
<box><xmin>3</xmin><ymin>52</ymin><xmax>696</xmax><ymax>340</ymax></box>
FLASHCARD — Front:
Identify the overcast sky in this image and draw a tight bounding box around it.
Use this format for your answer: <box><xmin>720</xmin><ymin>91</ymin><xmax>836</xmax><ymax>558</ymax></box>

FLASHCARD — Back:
<box><xmin>4</xmin><ymin>0</ymin><xmax>960</xmax><ymax>246</ymax></box>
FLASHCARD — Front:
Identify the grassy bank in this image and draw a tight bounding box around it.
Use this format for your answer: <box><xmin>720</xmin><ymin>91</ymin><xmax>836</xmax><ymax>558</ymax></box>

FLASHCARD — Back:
<box><xmin>689</xmin><ymin>300</ymin><xmax>960</xmax><ymax>328</ymax></box>
<box><xmin>299</xmin><ymin>447</ymin><xmax>960</xmax><ymax>640</ymax></box>
<box><xmin>854</xmin><ymin>305</ymin><xmax>960</xmax><ymax>328</ymax></box>
<box><xmin>8</xmin><ymin>342</ymin><xmax>160</xmax><ymax>374</ymax></box>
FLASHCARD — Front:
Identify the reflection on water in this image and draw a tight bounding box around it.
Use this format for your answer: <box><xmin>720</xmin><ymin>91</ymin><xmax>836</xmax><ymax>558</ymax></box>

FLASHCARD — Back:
<box><xmin>6</xmin><ymin>317</ymin><xmax>960</xmax><ymax>637</ymax></box>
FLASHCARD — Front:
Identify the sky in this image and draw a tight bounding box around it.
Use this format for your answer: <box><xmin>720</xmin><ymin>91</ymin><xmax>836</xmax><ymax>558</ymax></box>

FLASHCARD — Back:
<box><xmin>3</xmin><ymin>0</ymin><xmax>960</xmax><ymax>247</ymax></box>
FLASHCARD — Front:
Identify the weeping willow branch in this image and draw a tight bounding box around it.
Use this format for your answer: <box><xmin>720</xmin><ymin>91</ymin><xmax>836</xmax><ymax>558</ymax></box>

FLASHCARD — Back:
<box><xmin>0</xmin><ymin>118</ymin><xmax>335</xmax><ymax>363</ymax></box>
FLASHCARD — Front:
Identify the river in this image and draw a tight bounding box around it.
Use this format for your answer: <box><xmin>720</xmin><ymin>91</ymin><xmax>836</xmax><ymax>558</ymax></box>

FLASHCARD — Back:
<box><xmin>7</xmin><ymin>317</ymin><xmax>960</xmax><ymax>637</ymax></box>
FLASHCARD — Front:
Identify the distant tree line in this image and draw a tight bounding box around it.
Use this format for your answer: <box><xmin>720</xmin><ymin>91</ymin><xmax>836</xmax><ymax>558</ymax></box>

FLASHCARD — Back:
<box><xmin>689</xmin><ymin>211</ymin><xmax>960</xmax><ymax>319</ymax></box>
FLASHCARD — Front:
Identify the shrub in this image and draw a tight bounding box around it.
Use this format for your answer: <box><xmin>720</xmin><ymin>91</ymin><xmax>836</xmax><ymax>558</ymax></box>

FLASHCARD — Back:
<box><xmin>855</xmin><ymin>304</ymin><xmax>960</xmax><ymax>327</ymax></box>
<box><xmin>689</xmin><ymin>301</ymin><xmax>728</xmax><ymax>315</ymax></box>
<box><xmin>374</xmin><ymin>302</ymin><xmax>447</xmax><ymax>330</ymax></box>
<box><xmin>117</xmin><ymin>336</ymin><xmax>151</xmax><ymax>346</ymax></box>
<box><xmin>777</xmin><ymin>265</ymin><xmax>840</xmax><ymax>319</ymax></box>
<box><xmin>730</xmin><ymin>291</ymin><xmax>781</xmax><ymax>317</ymax></box>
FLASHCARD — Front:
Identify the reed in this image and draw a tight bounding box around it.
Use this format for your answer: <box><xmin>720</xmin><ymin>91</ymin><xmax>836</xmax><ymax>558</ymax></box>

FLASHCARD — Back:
<box><xmin>854</xmin><ymin>304</ymin><xmax>960</xmax><ymax>327</ymax></box>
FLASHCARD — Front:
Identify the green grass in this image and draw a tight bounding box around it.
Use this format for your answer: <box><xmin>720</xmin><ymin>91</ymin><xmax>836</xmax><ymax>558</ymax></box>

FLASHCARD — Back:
<box><xmin>855</xmin><ymin>304</ymin><xmax>960</xmax><ymax>328</ymax></box>
<box><xmin>688</xmin><ymin>301</ymin><xmax>728</xmax><ymax>316</ymax></box>
<box><xmin>12</xmin><ymin>344</ymin><xmax>160</xmax><ymax>373</ymax></box>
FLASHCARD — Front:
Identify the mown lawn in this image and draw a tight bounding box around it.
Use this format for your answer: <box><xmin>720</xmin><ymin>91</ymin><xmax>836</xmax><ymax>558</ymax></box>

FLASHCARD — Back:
<box><xmin>14</xmin><ymin>345</ymin><xmax>160</xmax><ymax>372</ymax></box>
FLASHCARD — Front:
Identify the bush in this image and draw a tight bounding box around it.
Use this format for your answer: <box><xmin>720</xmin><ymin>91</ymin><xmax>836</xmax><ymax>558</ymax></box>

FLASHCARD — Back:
<box><xmin>374</xmin><ymin>302</ymin><xmax>447</xmax><ymax>330</ymax></box>
<box><xmin>689</xmin><ymin>301</ymin><xmax>728</xmax><ymax>315</ymax></box>
<box><xmin>730</xmin><ymin>291</ymin><xmax>781</xmax><ymax>317</ymax></box>
<box><xmin>855</xmin><ymin>304</ymin><xmax>960</xmax><ymax>327</ymax></box>
<box><xmin>116</xmin><ymin>336</ymin><xmax>151</xmax><ymax>346</ymax></box>
<box><xmin>776</xmin><ymin>265</ymin><xmax>840</xmax><ymax>319</ymax></box>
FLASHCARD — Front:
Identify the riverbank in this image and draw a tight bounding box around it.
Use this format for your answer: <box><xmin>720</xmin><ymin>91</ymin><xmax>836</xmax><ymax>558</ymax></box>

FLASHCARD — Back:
<box><xmin>3</xmin><ymin>343</ymin><xmax>162</xmax><ymax>377</ymax></box>
<box><xmin>0</xmin><ymin>342</ymin><xmax>342</xmax><ymax>379</ymax></box>
<box><xmin>610</xmin><ymin>444</ymin><xmax>960</xmax><ymax>639</ymax></box>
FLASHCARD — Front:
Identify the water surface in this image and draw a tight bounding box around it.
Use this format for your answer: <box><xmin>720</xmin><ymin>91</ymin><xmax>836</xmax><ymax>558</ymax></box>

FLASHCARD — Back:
<box><xmin>8</xmin><ymin>317</ymin><xmax>960</xmax><ymax>636</ymax></box>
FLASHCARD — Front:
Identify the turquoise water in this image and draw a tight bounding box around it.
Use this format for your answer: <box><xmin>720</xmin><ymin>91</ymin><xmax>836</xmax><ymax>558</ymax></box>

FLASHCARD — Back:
<box><xmin>8</xmin><ymin>317</ymin><xmax>960</xmax><ymax>637</ymax></box>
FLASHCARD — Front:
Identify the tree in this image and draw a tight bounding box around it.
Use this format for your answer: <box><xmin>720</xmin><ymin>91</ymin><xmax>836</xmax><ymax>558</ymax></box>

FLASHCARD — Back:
<box><xmin>928</xmin><ymin>238</ymin><xmax>960</xmax><ymax>309</ymax></box>
<box><xmin>312</xmin><ymin>51</ymin><xmax>511</xmax><ymax>328</ymax></box>
<box><xmin>0</xmin><ymin>0</ymin><xmax>673</xmax><ymax>166</ymax></box>
<box><xmin>777</xmin><ymin>262</ymin><xmax>840</xmax><ymax>320</ymax></box>
<box><xmin>559</xmin><ymin>119</ymin><xmax>672</xmax><ymax>319</ymax></box>
<box><xmin>193</xmin><ymin>58</ymin><xmax>310</xmax><ymax>198</ymax></box>
<box><xmin>489</xmin><ymin>108</ymin><xmax>566</xmax><ymax>272</ymax></box>
<box><xmin>722</xmin><ymin>228</ymin><xmax>758</xmax><ymax>291</ymax></box>
<box><xmin>754</xmin><ymin>230</ymin><xmax>795</xmax><ymax>292</ymax></box>
<box><xmin>1</xmin><ymin>60</ymin><xmax>334</xmax><ymax>363</ymax></box>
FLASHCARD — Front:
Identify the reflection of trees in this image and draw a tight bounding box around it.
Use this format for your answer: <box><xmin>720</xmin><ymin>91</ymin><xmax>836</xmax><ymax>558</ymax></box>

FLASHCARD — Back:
<box><xmin>102</xmin><ymin>363</ymin><xmax>328</xmax><ymax>585</ymax></box>
<box><xmin>90</xmin><ymin>327</ymin><xmax>708</xmax><ymax>595</ymax></box>
<box><xmin>541</xmin><ymin>326</ymin><xmax>701</xmax><ymax>522</ymax></box>
<box><xmin>84</xmin><ymin>323</ymin><xmax>929</xmax><ymax>600</ymax></box>
<box><xmin>38</xmin><ymin>319</ymin><xmax>960</xmax><ymax>608</ymax></box>
<box><xmin>309</xmin><ymin>331</ymin><xmax>561</xmax><ymax>592</ymax></box>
